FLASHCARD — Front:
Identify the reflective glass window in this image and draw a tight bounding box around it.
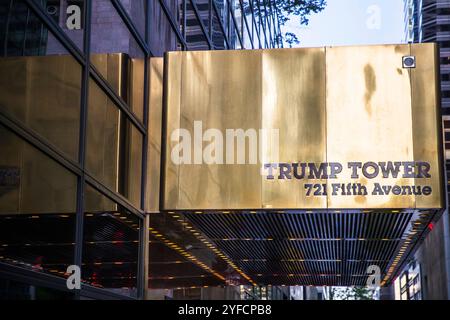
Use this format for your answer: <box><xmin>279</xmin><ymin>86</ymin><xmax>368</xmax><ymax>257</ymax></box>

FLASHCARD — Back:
<box><xmin>86</xmin><ymin>79</ymin><xmax>143</xmax><ymax>209</ymax></box>
<box><xmin>0</xmin><ymin>124</ymin><xmax>77</xmax><ymax>279</ymax></box>
<box><xmin>0</xmin><ymin>1</ymin><xmax>82</xmax><ymax>161</ymax></box>
<box><xmin>83</xmin><ymin>184</ymin><xmax>140</xmax><ymax>298</ymax></box>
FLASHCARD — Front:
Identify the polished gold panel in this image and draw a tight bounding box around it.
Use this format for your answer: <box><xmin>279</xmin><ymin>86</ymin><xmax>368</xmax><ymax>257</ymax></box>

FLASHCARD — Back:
<box><xmin>86</xmin><ymin>79</ymin><xmax>120</xmax><ymax>193</ymax></box>
<box><xmin>261</xmin><ymin>48</ymin><xmax>326</xmax><ymax>209</ymax></box>
<box><xmin>0</xmin><ymin>55</ymin><xmax>81</xmax><ymax>215</ymax></box>
<box><xmin>162</xmin><ymin>50</ymin><xmax>265</xmax><ymax>210</ymax></box>
<box><xmin>160</xmin><ymin>44</ymin><xmax>443</xmax><ymax>210</ymax></box>
<box><xmin>87</xmin><ymin>54</ymin><xmax>124</xmax><ymax>196</ymax></box>
<box><xmin>0</xmin><ymin>55</ymin><xmax>81</xmax><ymax>161</ymax></box>
<box><xmin>0</xmin><ymin>125</ymin><xmax>77</xmax><ymax>215</ymax></box>
<box><xmin>326</xmin><ymin>45</ymin><xmax>415</xmax><ymax>209</ymax></box>
<box><xmin>129</xmin><ymin>58</ymin><xmax>145</xmax><ymax>122</ymax></box>
<box><xmin>410</xmin><ymin>43</ymin><xmax>445</xmax><ymax>209</ymax></box>
<box><xmin>90</xmin><ymin>53</ymin><xmax>124</xmax><ymax>96</ymax></box>
<box><xmin>177</xmin><ymin>51</ymin><xmax>262</xmax><ymax>210</ymax></box>
<box><xmin>125</xmin><ymin>124</ymin><xmax>143</xmax><ymax>208</ymax></box>
<box><xmin>163</xmin><ymin>52</ymin><xmax>182</xmax><ymax>209</ymax></box>
<box><xmin>146</xmin><ymin>58</ymin><xmax>164</xmax><ymax>213</ymax></box>
<box><xmin>87</xmin><ymin>54</ymin><xmax>145</xmax><ymax>209</ymax></box>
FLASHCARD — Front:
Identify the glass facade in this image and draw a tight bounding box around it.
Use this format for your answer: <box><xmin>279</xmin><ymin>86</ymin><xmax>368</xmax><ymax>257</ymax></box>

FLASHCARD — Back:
<box><xmin>0</xmin><ymin>0</ymin><xmax>281</xmax><ymax>300</ymax></box>
<box><xmin>394</xmin><ymin>261</ymin><xmax>422</xmax><ymax>300</ymax></box>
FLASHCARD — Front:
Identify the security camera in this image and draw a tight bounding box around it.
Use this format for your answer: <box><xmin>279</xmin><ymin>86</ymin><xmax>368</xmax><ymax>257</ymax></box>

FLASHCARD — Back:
<box><xmin>47</xmin><ymin>5</ymin><xmax>58</xmax><ymax>15</ymax></box>
<box><xmin>402</xmin><ymin>56</ymin><xmax>416</xmax><ymax>68</ymax></box>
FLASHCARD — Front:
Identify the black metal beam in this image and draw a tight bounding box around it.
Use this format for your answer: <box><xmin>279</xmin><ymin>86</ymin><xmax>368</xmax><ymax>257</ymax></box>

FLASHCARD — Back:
<box><xmin>239</xmin><ymin>0</ymin><xmax>255</xmax><ymax>49</ymax></box>
<box><xmin>189</xmin><ymin>0</ymin><xmax>214</xmax><ymax>49</ymax></box>
<box><xmin>227</xmin><ymin>0</ymin><xmax>244</xmax><ymax>49</ymax></box>
<box><xmin>211</xmin><ymin>0</ymin><xmax>231</xmax><ymax>49</ymax></box>
<box><xmin>158</xmin><ymin>0</ymin><xmax>189</xmax><ymax>50</ymax></box>
<box><xmin>111</xmin><ymin>0</ymin><xmax>155</xmax><ymax>57</ymax></box>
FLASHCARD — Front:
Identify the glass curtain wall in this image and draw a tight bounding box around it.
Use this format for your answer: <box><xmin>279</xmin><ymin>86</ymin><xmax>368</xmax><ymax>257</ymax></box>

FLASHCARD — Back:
<box><xmin>0</xmin><ymin>0</ymin><xmax>282</xmax><ymax>300</ymax></box>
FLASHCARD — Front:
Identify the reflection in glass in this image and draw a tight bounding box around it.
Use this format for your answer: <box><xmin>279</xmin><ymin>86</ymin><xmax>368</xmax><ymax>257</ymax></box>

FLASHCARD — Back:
<box><xmin>89</xmin><ymin>56</ymin><xmax>144</xmax><ymax>123</ymax></box>
<box><xmin>35</xmin><ymin>0</ymin><xmax>85</xmax><ymax>51</ymax></box>
<box><xmin>241</xmin><ymin>0</ymin><xmax>253</xmax><ymax>49</ymax></box>
<box><xmin>0</xmin><ymin>55</ymin><xmax>82</xmax><ymax>161</ymax></box>
<box><xmin>118</xmin><ymin>0</ymin><xmax>146</xmax><ymax>38</ymax></box>
<box><xmin>0</xmin><ymin>278</ymin><xmax>74</xmax><ymax>300</ymax></box>
<box><xmin>214</xmin><ymin>0</ymin><xmax>228</xmax><ymax>40</ymax></box>
<box><xmin>0</xmin><ymin>125</ymin><xmax>77</xmax><ymax>214</ymax></box>
<box><xmin>0</xmin><ymin>0</ymin><xmax>48</xmax><ymax>56</ymax></box>
<box><xmin>211</xmin><ymin>0</ymin><xmax>227</xmax><ymax>49</ymax></box>
<box><xmin>86</xmin><ymin>79</ymin><xmax>143</xmax><ymax>208</ymax></box>
<box><xmin>90</xmin><ymin>0</ymin><xmax>144</xmax><ymax>104</ymax></box>
<box><xmin>0</xmin><ymin>0</ymin><xmax>283</xmax><ymax>300</ymax></box>
<box><xmin>83</xmin><ymin>184</ymin><xmax>140</xmax><ymax>298</ymax></box>
<box><xmin>0</xmin><ymin>1</ymin><xmax>82</xmax><ymax>161</ymax></box>
<box><xmin>150</xmin><ymin>0</ymin><xmax>180</xmax><ymax>56</ymax></box>
<box><xmin>229</xmin><ymin>17</ymin><xmax>240</xmax><ymax>49</ymax></box>
<box><xmin>0</xmin><ymin>124</ymin><xmax>76</xmax><ymax>278</ymax></box>
<box><xmin>233</xmin><ymin>0</ymin><xmax>243</xmax><ymax>46</ymax></box>
<box><xmin>184</xmin><ymin>0</ymin><xmax>210</xmax><ymax>50</ymax></box>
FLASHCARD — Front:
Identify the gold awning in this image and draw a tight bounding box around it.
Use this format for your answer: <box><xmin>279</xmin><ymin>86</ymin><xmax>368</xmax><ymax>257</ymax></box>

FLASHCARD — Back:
<box><xmin>162</xmin><ymin>44</ymin><xmax>444</xmax><ymax>211</ymax></box>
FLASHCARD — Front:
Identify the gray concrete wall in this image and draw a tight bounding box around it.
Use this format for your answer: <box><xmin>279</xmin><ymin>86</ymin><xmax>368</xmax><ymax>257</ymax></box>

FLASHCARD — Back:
<box><xmin>413</xmin><ymin>213</ymin><xmax>450</xmax><ymax>299</ymax></box>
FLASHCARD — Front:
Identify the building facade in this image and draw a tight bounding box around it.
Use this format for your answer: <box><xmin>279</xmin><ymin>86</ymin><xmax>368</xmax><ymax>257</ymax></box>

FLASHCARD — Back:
<box><xmin>401</xmin><ymin>0</ymin><xmax>450</xmax><ymax>300</ymax></box>
<box><xmin>0</xmin><ymin>0</ymin><xmax>282</xmax><ymax>300</ymax></box>
<box><xmin>0</xmin><ymin>0</ymin><xmax>446</xmax><ymax>302</ymax></box>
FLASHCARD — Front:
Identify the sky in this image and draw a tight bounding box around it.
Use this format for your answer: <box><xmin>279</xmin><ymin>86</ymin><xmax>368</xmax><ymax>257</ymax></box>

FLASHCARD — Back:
<box><xmin>283</xmin><ymin>0</ymin><xmax>405</xmax><ymax>48</ymax></box>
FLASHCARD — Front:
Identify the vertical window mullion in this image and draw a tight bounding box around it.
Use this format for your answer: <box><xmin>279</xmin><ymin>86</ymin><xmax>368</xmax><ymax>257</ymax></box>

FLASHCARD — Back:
<box><xmin>74</xmin><ymin>0</ymin><xmax>92</xmax><ymax>300</ymax></box>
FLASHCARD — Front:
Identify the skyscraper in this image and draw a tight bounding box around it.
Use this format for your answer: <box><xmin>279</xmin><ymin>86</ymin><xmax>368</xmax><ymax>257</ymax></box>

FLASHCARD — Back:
<box><xmin>404</xmin><ymin>0</ymin><xmax>450</xmax><ymax>110</ymax></box>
